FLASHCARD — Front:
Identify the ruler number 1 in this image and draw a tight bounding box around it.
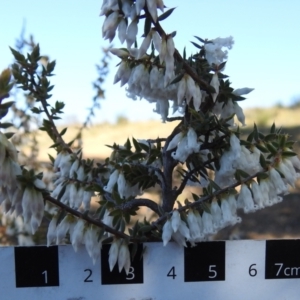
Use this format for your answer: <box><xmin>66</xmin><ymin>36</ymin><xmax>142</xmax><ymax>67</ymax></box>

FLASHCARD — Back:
<box><xmin>167</xmin><ymin>266</ymin><xmax>177</xmax><ymax>279</ymax></box>
<box><xmin>42</xmin><ymin>270</ymin><xmax>48</xmax><ymax>284</ymax></box>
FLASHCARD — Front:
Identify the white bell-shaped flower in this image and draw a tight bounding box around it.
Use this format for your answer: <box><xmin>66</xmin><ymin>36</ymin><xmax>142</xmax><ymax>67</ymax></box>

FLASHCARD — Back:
<box><xmin>71</xmin><ymin>219</ymin><xmax>86</xmax><ymax>252</ymax></box>
<box><xmin>187</xmin><ymin>210</ymin><xmax>201</xmax><ymax>241</ymax></box>
<box><xmin>251</xmin><ymin>181</ymin><xmax>264</xmax><ymax>209</ymax></box>
<box><xmin>162</xmin><ymin>219</ymin><xmax>173</xmax><ymax>246</ymax></box>
<box><xmin>171</xmin><ymin>210</ymin><xmax>181</xmax><ymax>232</ymax></box>
<box><xmin>202</xmin><ymin>211</ymin><xmax>215</xmax><ymax>234</ymax></box>
<box><xmin>238</xmin><ymin>184</ymin><xmax>258</xmax><ymax>213</ymax></box>
<box><xmin>109</xmin><ymin>238</ymin><xmax>121</xmax><ymax>271</ymax></box>
<box><xmin>104</xmin><ymin>169</ymin><xmax>119</xmax><ymax>193</ymax></box>
<box><xmin>210</xmin><ymin>73</ymin><xmax>219</xmax><ymax>102</ymax></box>
<box><xmin>126</xmin><ymin>19</ymin><xmax>138</xmax><ymax>48</ymax></box>
<box><xmin>118</xmin><ymin>241</ymin><xmax>131</xmax><ymax>274</ymax></box>
<box><xmin>269</xmin><ymin>168</ymin><xmax>288</xmax><ymax>194</ymax></box>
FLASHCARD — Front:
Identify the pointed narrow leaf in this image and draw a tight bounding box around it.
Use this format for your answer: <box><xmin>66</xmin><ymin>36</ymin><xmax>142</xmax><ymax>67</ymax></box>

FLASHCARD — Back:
<box><xmin>190</xmin><ymin>41</ymin><xmax>202</xmax><ymax>50</ymax></box>
<box><xmin>157</xmin><ymin>7</ymin><xmax>176</xmax><ymax>21</ymax></box>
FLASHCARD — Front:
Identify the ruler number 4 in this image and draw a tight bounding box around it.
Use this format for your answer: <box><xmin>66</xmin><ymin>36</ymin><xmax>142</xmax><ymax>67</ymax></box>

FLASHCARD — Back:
<box><xmin>167</xmin><ymin>266</ymin><xmax>177</xmax><ymax>279</ymax></box>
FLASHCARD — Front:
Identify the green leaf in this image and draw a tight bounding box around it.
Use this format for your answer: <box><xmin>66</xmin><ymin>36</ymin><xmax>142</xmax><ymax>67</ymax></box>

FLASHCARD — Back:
<box><xmin>157</xmin><ymin>7</ymin><xmax>176</xmax><ymax>21</ymax></box>
<box><xmin>9</xmin><ymin>47</ymin><xmax>25</xmax><ymax>62</ymax></box>
<box><xmin>282</xmin><ymin>151</ymin><xmax>297</xmax><ymax>157</ymax></box>
<box><xmin>259</xmin><ymin>153</ymin><xmax>267</xmax><ymax>169</ymax></box>
<box><xmin>270</xmin><ymin>122</ymin><xmax>276</xmax><ymax>133</ymax></box>
<box><xmin>255</xmin><ymin>144</ymin><xmax>269</xmax><ymax>153</ymax></box>
<box><xmin>97</xmin><ymin>205</ymin><xmax>107</xmax><ymax>220</ymax></box>
<box><xmin>138</xmin><ymin>225</ymin><xmax>152</xmax><ymax>233</ymax></box>
<box><xmin>57</xmin><ymin>184</ymin><xmax>67</xmax><ymax>201</ymax></box>
<box><xmin>60</xmin><ymin>127</ymin><xmax>67</xmax><ymax>136</ymax></box>
<box><xmin>194</xmin><ymin>36</ymin><xmax>205</xmax><ymax>43</ymax></box>
<box><xmin>31</xmin><ymin>44</ymin><xmax>40</xmax><ymax>61</ymax></box>
<box><xmin>265</xmin><ymin>143</ymin><xmax>277</xmax><ymax>155</ymax></box>
<box><xmin>47</xmin><ymin>60</ymin><xmax>56</xmax><ymax>74</ymax></box>
<box><xmin>169</xmin><ymin>72</ymin><xmax>184</xmax><ymax>85</ymax></box>
<box><xmin>190</xmin><ymin>41</ymin><xmax>202</xmax><ymax>50</ymax></box>
<box><xmin>130</xmin><ymin>243</ymin><xmax>138</xmax><ymax>261</ymax></box>
<box><xmin>279</xmin><ymin>134</ymin><xmax>287</xmax><ymax>148</ymax></box>
<box><xmin>48</xmin><ymin>154</ymin><xmax>55</xmax><ymax>164</ymax></box>
<box><xmin>4</xmin><ymin>132</ymin><xmax>14</xmax><ymax>139</ymax></box>
<box><xmin>237</xmin><ymin>169</ymin><xmax>251</xmax><ymax>178</ymax></box>
<box><xmin>218</xmin><ymin>61</ymin><xmax>227</xmax><ymax>70</ymax></box>
<box><xmin>0</xmin><ymin>122</ymin><xmax>13</xmax><ymax>129</ymax></box>
<box><xmin>0</xmin><ymin>101</ymin><xmax>14</xmax><ymax>109</ymax></box>
<box><xmin>208</xmin><ymin>179</ymin><xmax>221</xmax><ymax>191</ymax></box>
<box><xmin>144</xmin><ymin>16</ymin><xmax>152</xmax><ymax>37</ymax></box>
<box><xmin>247</xmin><ymin>131</ymin><xmax>254</xmax><ymax>142</ymax></box>
<box><xmin>139</xmin><ymin>142</ymin><xmax>149</xmax><ymax>152</ymax></box>
<box><xmin>170</xmin><ymin>31</ymin><xmax>177</xmax><ymax>38</ymax></box>
<box><xmin>264</xmin><ymin>133</ymin><xmax>277</xmax><ymax>141</ymax></box>
<box><xmin>124</xmin><ymin>138</ymin><xmax>131</xmax><ymax>150</ymax></box>
<box><xmin>31</xmin><ymin>107</ymin><xmax>41</xmax><ymax>114</ymax></box>
<box><xmin>257</xmin><ymin>172</ymin><xmax>269</xmax><ymax>182</ymax></box>
<box><xmin>132</xmin><ymin>137</ymin><xmax>142</xmax><ymax>152</ymax></box>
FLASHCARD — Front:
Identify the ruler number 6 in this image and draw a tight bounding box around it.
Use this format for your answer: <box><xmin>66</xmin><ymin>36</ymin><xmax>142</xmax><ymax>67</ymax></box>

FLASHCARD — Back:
<box><xmin>249</xmin><ymin>264</ymin><xmax>257</xmax><ymax>277</ymax></box>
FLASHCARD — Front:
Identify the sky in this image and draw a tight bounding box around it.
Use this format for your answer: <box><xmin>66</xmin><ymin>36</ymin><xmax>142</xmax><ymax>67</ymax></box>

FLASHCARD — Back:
<box><xmin>1</xmin><ymin>0</ymin><xmax>300</xmax><ymax>124</ymax></box>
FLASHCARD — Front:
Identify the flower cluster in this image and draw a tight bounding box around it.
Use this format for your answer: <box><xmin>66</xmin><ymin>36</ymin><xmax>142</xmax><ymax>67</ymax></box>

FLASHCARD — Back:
<box><xmin>0</xmin><ymin>132</ymin><xmax>22</xmax><ymax>215</ymax></box>
<box><xmin>162</xmin><ymin>197</ymin><xmax>242</xmax><ymax>247</ymax></box>
<box><xmin>47</xmin><ymin>214</ymin><xmax>104</xmax><ymax>264</ymax></box>
<box><xmin>204</xmin><ymin>36</ymin><xmax>234</xmax><ymax>66</ymax></box>
<box><xmin>167</xmin><ymin>128</ymin><xmax>201</xmax><ymax>162</ymax></box>
<box><xmin>2</xmin><ymin>0</ymin><xmax>300</xmax><ymax>273</ymax></box>
<box><xmin>51</xmin><ymin>152</ymin><xmax>94</xmax><ymax>210</ymax></box>
<box><xmin>103</xmin><ymin>168</ymin><xmax>141</xmax><ymax>199</ymax></box>
<box><xmin>108</xmin><ymin>238</ymin><xmax>131</xmax><ymax>274</ymax></box>
<box><xmin>0</xmin><ymin>132</ymin><xmax>46</xmax><ymax>234</ymax></box>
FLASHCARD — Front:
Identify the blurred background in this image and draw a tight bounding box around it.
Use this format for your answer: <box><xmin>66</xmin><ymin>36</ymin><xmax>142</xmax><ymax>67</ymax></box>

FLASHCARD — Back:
<box><xmin>1</xmin><ymin>0</ymin><xmax>300</xmax><ymax>245</ymax></box>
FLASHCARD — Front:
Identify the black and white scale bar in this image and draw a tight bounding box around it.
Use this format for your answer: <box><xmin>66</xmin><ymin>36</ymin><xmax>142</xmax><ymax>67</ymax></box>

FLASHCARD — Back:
<box><xmin>0</xmin><ymin>240</ymin><xmax>299</xmax><ymax>299</ymax></box>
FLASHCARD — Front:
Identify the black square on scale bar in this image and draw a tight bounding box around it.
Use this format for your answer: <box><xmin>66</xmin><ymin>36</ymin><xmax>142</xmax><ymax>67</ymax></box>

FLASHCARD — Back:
<box><xmin>265</xmin><ymin>239</ymin><xmax>300</xmax><ymax>279</ymax></box>
<box><xmin>184</xmin><ymin>241</ymin><xmax>225</xmax><ymax>282</ymax></box>
<box><xmin>14</xmin><ymin>246</ymin><xmax>59</xmax><ymax>288</ymax></box>
<box><xmin>101</xmin><ymin>243</ymin><xmax>143</xmax><ymax>284</ymax></box>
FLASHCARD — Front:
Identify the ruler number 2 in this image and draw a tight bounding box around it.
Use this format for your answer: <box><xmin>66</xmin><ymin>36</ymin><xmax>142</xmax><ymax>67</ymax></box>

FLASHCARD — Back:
<box><xmin>84</xmin><ymin>269</ymin><xmax>93</xmax><ymax>282</ymax></box>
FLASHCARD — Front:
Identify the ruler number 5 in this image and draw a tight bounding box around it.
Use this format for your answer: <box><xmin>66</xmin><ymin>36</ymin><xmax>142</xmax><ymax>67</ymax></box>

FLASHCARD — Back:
<box><xmin>208</xmin><ymin>265</ymin><xmax>217</xmax><ymax>278</ymax></box>
<box><xmin>249</xmin><ymin>264</ymin><xmax>257</xmax><ymax>277</ymax></box>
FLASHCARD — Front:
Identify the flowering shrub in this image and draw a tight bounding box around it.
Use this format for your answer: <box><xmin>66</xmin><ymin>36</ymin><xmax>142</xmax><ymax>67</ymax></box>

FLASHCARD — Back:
<box><xmin>0</xmin><ymin>0</ymin><xmax>299</xmax><ymax>275</ymax></box>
